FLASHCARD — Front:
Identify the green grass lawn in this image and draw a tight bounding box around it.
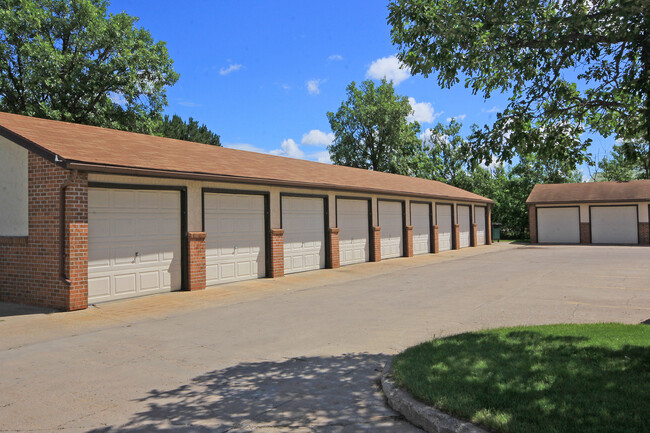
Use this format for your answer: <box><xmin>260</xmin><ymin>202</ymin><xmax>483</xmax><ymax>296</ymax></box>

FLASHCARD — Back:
<box><xmin>392</xmin><ymin>324</ymin><xmax>649</xmax><ymax>433</ymax></box>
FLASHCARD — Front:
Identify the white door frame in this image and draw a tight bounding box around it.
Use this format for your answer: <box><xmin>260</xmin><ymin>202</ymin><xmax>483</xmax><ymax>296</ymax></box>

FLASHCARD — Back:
<box><xmin>280</xmin><ymin>193</ymin><xmax>329</xmax><ymax>271</ymax></box>
<box><xmin>202</xmin><ymin>188</ymin><xmax>270</xmax><ymax>279</ymax></box>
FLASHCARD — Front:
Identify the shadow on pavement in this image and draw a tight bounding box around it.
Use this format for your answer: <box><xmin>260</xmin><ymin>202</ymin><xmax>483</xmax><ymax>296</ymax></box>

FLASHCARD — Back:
<box><xmin>88</xmin><ymin>353</ymin><xmax>419</xmax><ymax>433</ymax></box>
<box><xmin>0</xmin><ymin>302</ymin><xmax>55</xmax><ymax>318</ymax></box>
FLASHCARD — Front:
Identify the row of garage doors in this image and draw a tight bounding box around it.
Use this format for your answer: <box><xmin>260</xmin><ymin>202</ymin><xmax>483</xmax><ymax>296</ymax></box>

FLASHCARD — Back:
<box><xmin>537</xmin><ymin>206</ymin><xmax>640</xmax><ymax>244</ymax></box>
<box><xmin>87</xmin><ymin>186</ymin><xmax>488</xmax><ymax>303</ymax></box>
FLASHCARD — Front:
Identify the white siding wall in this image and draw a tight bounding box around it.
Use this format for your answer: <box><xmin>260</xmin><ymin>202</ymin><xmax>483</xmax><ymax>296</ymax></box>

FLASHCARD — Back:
<box><xmin>0</xmin><ymin>137</ymin><xmax>28</xmax><ymax>236</ymax></box>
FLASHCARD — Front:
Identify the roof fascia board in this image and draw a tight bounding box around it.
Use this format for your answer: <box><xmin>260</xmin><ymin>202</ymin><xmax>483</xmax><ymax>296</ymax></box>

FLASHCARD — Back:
<box><xmin>0</xmin><ymin>124</ymin><xmax>67</xmax><ymax>168</ymax></box>
<box><xmin>69</xmin><ymin>161</ymin><xmax>493</xmax><ymax>204</ymax></box>
<box><xmin>528</xmin><ymin>199</ymin><xmax>650</xmax><ymax>205</ymax></box>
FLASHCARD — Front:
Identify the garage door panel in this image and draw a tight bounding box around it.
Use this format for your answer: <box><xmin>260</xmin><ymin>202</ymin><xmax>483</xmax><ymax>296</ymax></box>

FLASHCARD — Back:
<box><xmin>379</xmin><ymin>201</ymin><xmax>403</xmax><ymax>260</ymax></box>
<box><xmin>537</xmin><ymin>207</ymin><xmax>580</xmax><ymax>244</ymax></box>
<box><xmin>411</xmin><ymin>203</ymin><xmax>430</xmax><ymax>255</ymax></box>
<box><xmin>475</xmin><ymin>207</ymin><xmax>486</xmax><ymax>246</ymax></box>
<box><xmin>591</xmin><ymin>206</ymin><xmax>638</xmax><ymax>244</ymax></box>
<box><xmin>437</xmin><ymin>204</ymin><xmax>453</xmax><ymax>251</ymax></box>
<box><xmin>458</xmin><ymin>206</ymin><xmax>471</xmax><ymax>248</ymax></box>
<box><xmin>282</xmin><ymin>197</ymin><xmax>325</xmax><ymax>274</ymax></box>
<box><xmin>204</xmin><ymin>193</ymin><xmax>266</xmax><ymax>285</ymax></box>
<box><xmin>88</xmin><ymin>188</ymin><xmax>182</xmax><ymax>304</ymax></box>
<box><xmin>338</xmin><ymin>199</ymin><xmax>370</xmax><ymax>265</ymax></box>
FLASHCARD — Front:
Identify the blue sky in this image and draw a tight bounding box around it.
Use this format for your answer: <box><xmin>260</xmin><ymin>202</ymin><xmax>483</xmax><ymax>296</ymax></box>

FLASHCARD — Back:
<box><xmin>108</xmin><ymin>0</ymin><xmax>614</xmax><ymax>176</ymax></box>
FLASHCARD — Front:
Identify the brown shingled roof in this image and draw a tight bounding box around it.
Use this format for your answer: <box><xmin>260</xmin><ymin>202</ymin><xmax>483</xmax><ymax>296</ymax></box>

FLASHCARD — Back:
<box><xmin>527</xmin><ymin>180</ymin><xmax>650</xmax><ymax>204</ymax></box>
<box><xmin>0</xmin><ymin>112</ymin><xmax>492</xmax><ymax>203</ymax></box>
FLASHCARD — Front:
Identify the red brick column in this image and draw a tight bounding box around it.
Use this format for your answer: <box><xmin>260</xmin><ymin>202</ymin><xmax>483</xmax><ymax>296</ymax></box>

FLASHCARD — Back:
<box><xmin>405</xmin><ymin>226</ymin><xmax>414</xmax><ymax>257</ymax></box>
<box><xmin>65</xmin><ymin>173</ymin><xmax>89</xmax><ymax>311</ymax></box>
<box><xmin>528</xmin><ymin>204</ymin><xmax>537</xmax><ymax>243</ymax></box>
<box><xmin>371</xmin><ymin>226</ymin><xmax>381</xmax><ymax>262</ymax></box>
<box><xmin>329</xmin><ymin>227</ymin><xmax>340</xmax><ymax>268</ymax></box>
<box><xmin>269</xmin><ymin>228</ymin><xmax>284</xmax><ymax>277</ymax></box>
<box><xmin>471</xmin><ymin>223</ymin><xmax>478</xmax><ymax>247</ymax></box>
<box><xmin>580</xmin><ymin>223</ymin><xmax>591</xmax><ymax>244</ymax></box>
<box><xmin>432</xmin><ymin>225</ymin><xmax>439</xmax><ymax>253</ymax></box>
<box><xmin>486</xmin><ymin>206</ymin><xmax>492</xmax><ymax>245</ymax></box>
<box><xmin>453</xmin><ymin>224</ymin><xmax>460</xmax><ymax>250</ymax></box>
<box><xmin>639</xmin><ymin>222</ymin><xmax>650</xmax><ymax>245</ymax></box>
<box><xmin>187</xmin><ymin>232</ymin><xmax>206</xmax><ymax>291</ymax></box>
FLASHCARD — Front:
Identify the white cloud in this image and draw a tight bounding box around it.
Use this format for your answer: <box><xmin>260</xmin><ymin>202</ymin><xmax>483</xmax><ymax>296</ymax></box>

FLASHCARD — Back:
<box><xmin>407</xmin><ymin>97</ymin><xmax>439</xmax><ymax>124</ymax></box>
<box><xmin>311</xmin><ymin>151</ymin><xmax>332</xmax><ymax>164</ymax></box>
<box><xmin>328</xmin><ymin>54</ymin><xmax>343</xmax><ymax>61</ymax></box>
<box><xmin>307</xmin><ymin>79</ymin><xmax>323</xmax><ymax>95</ymax></box>
<box><xmin>301</xmin><ymin>129</ymin><xmax>335</xmax><ymax>147</ymax></box>
<box><xmin>366</xmin><ymin>55</ymin><xmax>411</xmax><ymax>85</ymax></box>
<box><xmin>223</xmin><ymin>143</ymin><xmax>267</xmax><ymax>153</ymax></box>
<box><xmin>219</xmin><ymin>64</ymin><xmax>243</xmax><ymax>75</ymax></box>
<box><xmin>270</xmin><ymin>138</ymin><xmax>305</xmax><ymax>159</ymax></box>
<box><xmin>445</xmin><ymin>114</ymin><xmax>467</xmax><ymax>122</ymax></box>
<box><xmin>483</xmin><ymin>106</ymin><xmax>499</xmax><ymax>113</ymax></box>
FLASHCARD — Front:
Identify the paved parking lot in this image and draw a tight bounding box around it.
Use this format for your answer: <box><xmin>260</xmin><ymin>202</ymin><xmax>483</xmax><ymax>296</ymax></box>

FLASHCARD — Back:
<box><xmin>1</xmin><ymin>243</ymin><xmax>648</xmax><ymax>432</ymax></box>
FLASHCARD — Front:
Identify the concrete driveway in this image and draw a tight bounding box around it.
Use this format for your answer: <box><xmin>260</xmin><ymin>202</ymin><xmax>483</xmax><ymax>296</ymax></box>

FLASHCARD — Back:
<box><xmin>1</xmin><ymin>243</ymin><xmax>649</xmax><ymax>432</ymax></box>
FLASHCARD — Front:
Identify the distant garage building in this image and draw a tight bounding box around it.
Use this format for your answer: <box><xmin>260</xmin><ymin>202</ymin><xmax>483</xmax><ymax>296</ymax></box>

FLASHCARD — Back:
<box><xmin>527</xmin><ymin>181</ymin><xmax>650</xmax><ymax>245</ymax></box>
<box><xmin>0</xmin><ymin>112</ymin><xmax>492</xmax><ymax>311</ymax></box>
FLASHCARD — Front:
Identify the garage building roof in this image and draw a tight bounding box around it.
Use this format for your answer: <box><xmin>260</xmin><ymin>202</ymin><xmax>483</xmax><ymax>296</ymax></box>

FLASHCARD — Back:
<box><xmin>0</xmin><ymin>112</ymin><xmax>492</xmax><ymax>203</ymax></box>
<box><xmin>527</xmin><ymin>180</ymin><xmax>650</xmax><ymax>204</ymax></box>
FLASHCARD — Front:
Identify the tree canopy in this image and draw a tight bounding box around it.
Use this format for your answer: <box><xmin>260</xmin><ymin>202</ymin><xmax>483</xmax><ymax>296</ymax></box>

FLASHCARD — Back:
<box><xmin>327</xmin><ymin>78</ymin><xmax>427</xmax><ymax>176</ymax></box>
<box><xmin>0</xmin><ymin>0</ymin><xmax>179</xmax><ymax>133</ymax></box>
<box><xmin>388</xmin><ymin>0</ymin><xmax>649</xmax><ymax>171</ymax></box>
<box><xmin>157</xmin><ymin>114</ymin><xmax>221</xmax><ymax>146</ymax></box>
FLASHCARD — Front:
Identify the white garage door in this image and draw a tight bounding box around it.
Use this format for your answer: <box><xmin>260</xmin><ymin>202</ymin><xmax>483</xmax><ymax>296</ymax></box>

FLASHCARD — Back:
<box><xmin>282</xmin><ymin>196</ymin><xmax>326</xmax><ymax>274</ymax></box>
<box><xmin>437</xmin><ymin>204</ymin><xmax>453</xmax><ymax>251</ymax></box>
<box><xmin>411</xmin><ymin>203</ymin><xmax>431</xmax><ymax>255</ymax></box>
<box><xmin>537</xmin><ymin>207</ymin><xmax>580</xmax><ymax>244</ymax></box>
<box><xmin>204</xmin><ymin>193</ymin><xmax>266</xmax><ymax>285</ymax></box>
<box><xmin>475</xmin><ymin>206</ymin><xmax>486</xmax><ymax>246</ymax></box>
<box><xmin>591</xmin><ymin>206</ymin><xmax>638</xmax><ymax>244</ymax></box>
<box><xmin>338</xmin><ymin>199</ymin><xmax>370</xmax><ymax>265</ymax></box>
<box><xmin>458</xmin><ymin>205</ymin><xmax>471</xmax><ymax>248</ymax></box>
<box><xmin>379</xmin><ymin>201</ymin><xmax>404</xmax><ymax>259</ymax></box>
<box><xmin>88</xmin><ymin>188</ymin><xmax>182</xmax><ymax>303</ymax></box>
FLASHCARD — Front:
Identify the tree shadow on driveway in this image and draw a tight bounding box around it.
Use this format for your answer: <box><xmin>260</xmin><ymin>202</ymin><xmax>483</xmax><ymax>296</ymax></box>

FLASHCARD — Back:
<box><xmin>88</xmin><ymin>353</ymin><xmax>421</xmax><ymax>433</ymax></box>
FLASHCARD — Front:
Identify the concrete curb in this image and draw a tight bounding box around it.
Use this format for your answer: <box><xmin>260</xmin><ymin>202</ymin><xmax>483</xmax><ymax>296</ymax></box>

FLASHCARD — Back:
<box><xmin>381</xmin><ymin>358</ymin><xmax>490</xmax><ymax>433</ymax></box>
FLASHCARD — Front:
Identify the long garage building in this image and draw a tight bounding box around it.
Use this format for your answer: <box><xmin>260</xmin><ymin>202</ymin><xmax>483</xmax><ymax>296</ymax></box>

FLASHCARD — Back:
<box><xmin>527</xmin><ymin>181</ymin><xmax>650</xmax><ymax>245</ymax></box>
<box><xmin>0</xmin><ymin>112</ymin><xmax>493</xmax><ymax>310</ymax></box>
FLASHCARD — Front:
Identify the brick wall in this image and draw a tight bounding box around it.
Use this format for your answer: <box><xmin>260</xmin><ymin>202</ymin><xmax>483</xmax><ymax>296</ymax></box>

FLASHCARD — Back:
<box><xmin>471</xmin><ymin>223</ymin><xmax>478</xmax><ymax>247</ymax></box>
<box><xmin>371</xmin><ymin>226</ymin><xmax>381</xmax><ymax>262</ymax></box>
<box><xmin>269</xmin><ymin>228</ymin><xmax>284</xmax><ymax>277</ymax></box>
<box><xmin>405</xmin><ymin>226</ymin><xmax>413</xmax><ymax>257</ymax></box>
<box><xmin>0</xmin><ymin>152</ymin><xmax>88</xmax><ymax>311</ymax></box>
<box><xmin>452</xmin><ymin>224</ymin><xmax>460</xmax><ymax>250</ymax></box>
<box><xmin>580</xmin><ymin>223</ymin><xmax>591</xmax><ymax>244</ymax></box>
<box><xmin>640</xmin><ymin>222</ymin><xmax>650</xmax><ymax>245</ymax></box>
<box><xmin>329</xmin><ymin>227</ymin><xmax>340</xmax><ymax>268</ymax></box>
<box><xmin>528</xmin><ymin>204</ymin><xmax>537</xmax><ymax>243</ymax></box>
<box><xmin>187</xmin><ymin>232</ymin><xmax>206</xmax><ymax>291</ymax></box>
<box><xmin>432</xmin><ymin>225</ymin><xmax>439</xmax><ymax>253</ymax></box>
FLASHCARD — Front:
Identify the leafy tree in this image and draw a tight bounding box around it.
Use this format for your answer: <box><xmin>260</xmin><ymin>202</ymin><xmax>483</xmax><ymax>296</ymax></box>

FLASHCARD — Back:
<box><xmin>157</xmin><ymin>114</ymin><xmax>221</xmax><ymax>146</ymax></box>
<box><xmin>422</xmin><ymin>119</ymin><xmax>468</xmax><ymax>185</ymax></box>
<box><xmin>0</xmin><ymin>0</ymin><xmax>178</xmax><ymax>133</ymax></box>
<box><xmin>617</xmin><ymin>138</ymin><xmax>650</xmax><ymax>179</ymax></box>
<box><xmin>388</xmin><ymin>0</ymin><xmax>650</xmax><ymax>170</ymax></box>
<box><xmin>327</xmin><ymin>78</ymin><xmax>426</xmax><ymax>175</ymax></box>
<box><xmin>593</xmin><ymin>144</ymin><xmax>642</xmax><ymax>181</ymax></box>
